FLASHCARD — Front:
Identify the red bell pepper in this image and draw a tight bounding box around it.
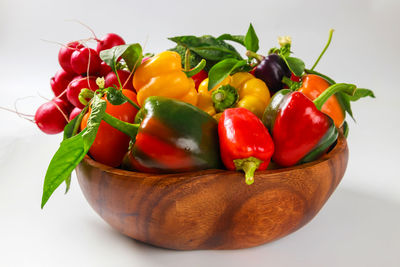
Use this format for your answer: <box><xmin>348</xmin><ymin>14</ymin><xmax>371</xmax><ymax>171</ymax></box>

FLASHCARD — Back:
<box><xmin>218</xmin><ymin>108</ymin><xmax>274</xmax><ymax>185</ymax></box>
<box><xmin>262</xmin><ymin>83</ymin><xmax>356</xmax><ymax>167</ymax></box>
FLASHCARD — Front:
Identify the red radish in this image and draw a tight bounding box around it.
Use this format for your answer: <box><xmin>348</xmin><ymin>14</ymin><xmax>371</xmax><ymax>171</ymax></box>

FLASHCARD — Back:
<box><xmin>58</xmin><ymin>41</ymin><xmax>84</xmax><ymax>73</ymax></box>
<box><xmin>50</xmin><ymin>69</ymin><xmax>76</xmax><ymax>100</ymax></box>
<box><xmin>67</xmin><ymin>77</ymin><xmax>99</xmax><ymax>108</ymax></box>
<box><xmin>70</xmin><ymin>47</ymin><xmax>101</xmax><ymax>75</ymax></box>
<box><xmin>96</xmin><ymin>33</ymin><xmax>125</xmax><ymax>53</ymax></box>
<box><xmin>104</xmin><ymin>70</ymin><xmax>134</xmax><ymax>90</ymax></box>
<box><xmin>99</xmin><ymin>61</ymin><xmax>112</xmax><ymax>77</ymax></box>
<box><xmin>35</xmin><ymin>98</ymin><xmax>71</xmax><ymax>134</ymax></box>
<box><xmin>69</xmin><ymin>107</ymin><xmax>82</xmax><ymax>121</ymax></box>
<box><xmin>54</xmin><ymin>97</ymin><xmax>74</xmax><ymax>114</ymax></box>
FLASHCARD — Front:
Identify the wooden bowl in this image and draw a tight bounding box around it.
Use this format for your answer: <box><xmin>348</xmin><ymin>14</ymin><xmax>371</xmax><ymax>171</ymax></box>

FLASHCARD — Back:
<box><xmin>76</xmin><ymin>134</ymin><xmax>348</xmax><ymax>250</ymax></box>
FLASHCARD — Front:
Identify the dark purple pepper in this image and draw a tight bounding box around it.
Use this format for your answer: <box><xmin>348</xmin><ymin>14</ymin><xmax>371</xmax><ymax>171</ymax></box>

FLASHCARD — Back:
<box><xmin>254</xmin><ymin>54</ymin><xmax>291</xmax><ymax>95</ymax></box>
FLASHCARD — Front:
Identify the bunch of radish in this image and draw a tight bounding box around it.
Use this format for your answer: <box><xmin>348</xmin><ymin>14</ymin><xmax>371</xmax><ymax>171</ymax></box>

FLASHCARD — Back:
<box><xmin>35</xmin><ymin>33</ymin><xmax>131</xmax><ymax>134</ymax></box>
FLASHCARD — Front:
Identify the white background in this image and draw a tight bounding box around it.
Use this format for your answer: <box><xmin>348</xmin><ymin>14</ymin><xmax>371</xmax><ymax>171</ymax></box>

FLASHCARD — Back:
<box><xmin>0</xmin><ymin>0</ymin><xmax>399</xmax><ymax>266</ymax></box>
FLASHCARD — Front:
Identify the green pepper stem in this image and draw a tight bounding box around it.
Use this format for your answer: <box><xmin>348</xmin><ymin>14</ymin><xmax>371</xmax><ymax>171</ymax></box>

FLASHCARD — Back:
<box><xmin>233</xmin><ymin>157</ymin><xmax>263</xmax><ymax>185</ymax></box>
<box><xmin>184</xmin><ymin>48</ymin><xmax>191</xmax><ymax>72</ymax></box>
<box><xmin>242</xmin><ymin>161</ymin><xmax>257</xmax><ymax>185</ymax></box>
<box><xmin>184</xmin><ymin>59</ymin><xmax>206</xmax><ymax>77</ymax></box>
<box><xmin>313</xmin><ymin>83</ymin><xmax>356</xmax><ymax>111</ymax></box>
<box><xmin>102</xmin><ymin>113</ymin><xmax>139</xmax><ymax>139</ymax></box>
<box><xmin>246</xmin><ymin>50</ymin><xmax>264</xmax><ymax>63</ymax></box>
<box><xmin>311</xmin><ymin>29</ymin><xmax>334</xmax><ymax>71</ymax></box>
<box><xmin>78</xmin><ymin>88</ymin><xmax>95</xmax><ymax>106</ymax></box>
<box><xmin>211</xmin><ymin>85</ymin><xmax>239</xmax><ymax>113</ymax></box>
<box><xmin>282</xmin><ymin>76</ymin><xmax>301</xmax><ymax>91</ymax></box>
<box><xmin>114</xmin><ymin>69</ymin><xmax>123</xmax><ymax>90</ymax></box>
<box><xmin>125</xmin><ymin>96</ymin><xmax>141</xmax><ymax>110</ymax></box>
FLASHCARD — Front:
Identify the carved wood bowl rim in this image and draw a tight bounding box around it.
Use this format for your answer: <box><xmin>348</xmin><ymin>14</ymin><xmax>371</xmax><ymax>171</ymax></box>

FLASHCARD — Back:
<box><xmin>82</xmin><ymin>134</ymin><xmax>347</xmax><ymax>178</ymax></box>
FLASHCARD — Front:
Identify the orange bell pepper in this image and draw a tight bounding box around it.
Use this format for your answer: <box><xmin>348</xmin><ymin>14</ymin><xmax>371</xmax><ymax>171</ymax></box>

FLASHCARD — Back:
<box><xmin>298</xmin><ymin>74</ymin><xmax>345</xmax><ymax>128</ymax></box>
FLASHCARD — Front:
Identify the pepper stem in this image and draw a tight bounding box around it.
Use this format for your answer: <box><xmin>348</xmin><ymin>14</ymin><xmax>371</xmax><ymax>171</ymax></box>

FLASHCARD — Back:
<box><xmin>246</xmin><ymin>50</ymin><xmax>265</xmax><ymax>63</ymax></box>
<box><xmin>184</xmin><ymin>48</ymin><xmax>191</xmax><ymax>72</ymax></box>
<box><xmin>211</xmin><ymin>85</ymin><xmax>239</xmax><ymax>112</ymax></box>
<box><xmin>313</xmin><ymin>83</ymin><xmax>356</xmax><ymax>111</ymax></box>
<box><xmin>125</xmin><ymin>96</ymin><xmax>141</xmax><ymax>110</ymax></box>
<box><xmin>311</xmin><ymin>29</ymin><xmax>334</xmax><ymax>71</ymax></box>
<box><xmin>233</xmin><ymin>157</ymin><xmax>263</xmax><ymax>185</ymax></box>
<box><xmin>102</xmin><ymin>113</ymin><xmax>140</xmax><ymax>139</ymax></box>
<box><xmin>184</xmin><ymin>59</ymin><xmax>206</xmax><ymax>78</ymax></box>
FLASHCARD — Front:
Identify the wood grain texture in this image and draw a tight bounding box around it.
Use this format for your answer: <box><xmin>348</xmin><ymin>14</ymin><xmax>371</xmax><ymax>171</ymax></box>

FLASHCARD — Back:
<box><xmin>76</xmin><ymin>134</ymin><xmax>348</xmax><ymax>250</ymax></box>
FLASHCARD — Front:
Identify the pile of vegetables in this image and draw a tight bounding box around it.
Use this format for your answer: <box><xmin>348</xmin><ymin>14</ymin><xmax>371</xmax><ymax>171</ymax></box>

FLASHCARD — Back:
<box><xmin>36</xmin><ymin>25</ymin><xmax>374</xmax><ymax>208</ymax></box>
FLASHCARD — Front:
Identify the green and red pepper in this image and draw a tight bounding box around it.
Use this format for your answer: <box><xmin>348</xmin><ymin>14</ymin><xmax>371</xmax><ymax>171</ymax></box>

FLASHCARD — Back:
<box><xmin>104</xmin><ymin>96</ymin><xmax>222</xmax><ymax>173</ymax></box>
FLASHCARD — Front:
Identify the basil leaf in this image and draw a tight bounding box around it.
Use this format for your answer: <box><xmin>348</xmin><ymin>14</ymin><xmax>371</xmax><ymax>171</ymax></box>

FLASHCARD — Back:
<box><xmin>65</xmin><ymin>175</ymin><xmax>71</xmax><ymax>194</ymax></box>
<box><xmin>121</xmin><ymin>44</ymin><xmax>143</xmax><ymax>72</ymax></box>
<box><xmin>235</xmin><ymin>64</ymin><xmax>253</xmax><ymax>73</ymax></box>
<box><xmin>100</xmin><ymin>43</ymin><xmax>143</xmax><ymax>72</ymax></box>
<box><xmin>169</xmin><ymin>35</ymin><xmax>243</xmax><ymax>61</ymax></box>
<box><xmin>41</xmin><ymin>95</ymin><xmax>107</xmax><ymax>208</ymax></box>
<box><xmin>217</xmin><ymin>34</ymin><xmax>245</xmax><ymax>46</ymax></box>
<box><xmin>105</xmin><ymin>87</ymin><xmax>127</xmax><ymax>105</ymax></box>
<box><xmin>63</xmin><ymin>107</ymin><xmax>87</xmax><ymax>140</ymax></box>
<box><xmin>169</xmin><ymin>45</ymin><xmax>217</xmax><ymax>71</ymax></box>
<box><xmin>244</xmin><ymin>23</ymin><xmax>259</xmax><ymax>52</ymax></box>
<box><xmin>346</xmin><ymin>88</ymin><xmax>375</xmax><ymax>101</ymax></box>
<box><xmin>41</xmin><ymin>130</ymin><xmax>86</xmax><ymax>208</ymax></box>
<box><xmin>304</xmin><ymin>69</ymin><xmax>336</xmax><ymax>85</ymax></box>
<box><xmin>62</xmin><ymin>106</ymin><xmax>87</xmax><ymax>194</ymax></box>
<box><xmin>336</xmin><ymin>92</ymin><xmax>354</xmax><ymax>120</ymax></box>
<box><xmin>208</xmin><ymin>59</ymin><xmax>247</xmax><ymax>90</ymax></box>
<box><xmin>283</xmin><ymin>56</ymin><xmax>305</xmax><ymax>76</ymax></box>
<box><xmin>81</xmin><ymin>95</ymin><xmax>107</xmax><ymax>149</ymax></box>
<box><xmin>63</xmin><ymin>116</ymin><xmax>79</xmax><ymax>141</ymax></box>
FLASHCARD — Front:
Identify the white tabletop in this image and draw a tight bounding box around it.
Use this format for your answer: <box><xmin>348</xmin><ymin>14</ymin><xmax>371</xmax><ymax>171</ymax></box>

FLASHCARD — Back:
<box><xmin>1</xmin><ymin>0</ymin><xmax>399</xmax><ymax>266</ymax></box>
<box><xmin>1</xmin><ymin>133</ymin><xmax>399</xmax><ymax>267</ymax></box>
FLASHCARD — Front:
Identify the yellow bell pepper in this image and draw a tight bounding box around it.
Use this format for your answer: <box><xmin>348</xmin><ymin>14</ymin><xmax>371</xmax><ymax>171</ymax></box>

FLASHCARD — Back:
<box><xmin>132</xmin><ymin>51</ymin><xmax>198</xmax><ymax>106</ymax></box>
<box><xmin>197</xmin><ymin>72</ymin><xmax>270</xmax><ymax>118</ymax></box>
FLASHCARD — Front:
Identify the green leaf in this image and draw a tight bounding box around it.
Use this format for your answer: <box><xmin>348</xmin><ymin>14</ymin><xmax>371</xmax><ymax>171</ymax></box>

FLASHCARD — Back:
<box><xmin>208</xmin><ymin>59</ymin><xmax>247</xmax><ymax>90</ymax></box>
<box><xmin>244</xmin><ymin>23</ymin><xmax>259</xmax><ymax>52</ymax></box>
<box><xmin>65</xmin><ymin>175</ymin><xmax>71</xmax><ymax>194</ymax></box>
<box><xmin>41</xmin><ymin>131</ymin><xmax>86</xmax><ymax>208</ymax></box>
<box><xmin>62</xmin><ymin>106</ymin><xmax>87</xmax><ymax>194</ymax></box>
<box><xmin>41</xmin><ymin>95</ymin><xmax>107</xmax><ymax>208</ymax></box>
<box><xmin>304</xmin><ymin>69</ymin><xmax>336</xmax><ymax>85</ymax></box>
<box><xmin>346</xmin><ymin>88</ymin><xmax>375</xmax><ymax>101</ymax></box>
<box><xmin>105</xmin><ymin>87</ymin><xmax>127</xmax><ymax>105</ymax></box>
<box><xmin>99</xmin><ymin>43</ymin><xmax>143</xmax><ymax>72</ymax></box>
<box><xmin>168</xmin><ymin>35</ymin><xmax>243</xmax><ymax>61</ymax></box>
<box><xmin>63</xmin><ymin>106</ymin><xmax>88</xmax><ymax>140</ymax></box>
<box><xmin>282</xmin><ymin>56</ymin><xmax>305</xmax><ymax>76</ymax></box>
<box><xmin>336</xmin><ymin>92</ymin><xmax>354</xmax><ymax>120</ymax></box>
<box><xmin>81</xmin><ymin>95</ymin><xmax>107</xmax><ymax>149</ymax></box>
<box><xmin>63</xmin><ymin>116</ymin><xmax>79</xmax><ymax>141</ymax></box>
<box><xmin>217</xmin><ymin>34</ymin><xmax>245</xmax><ymax>46</ymax></box>
<box><xmin>121</xmin><ymin>44</ymin><xmax>143</xmax><ymax>72</ymax></box>
<box><xmin>342</xmin><ymin>121</ymin><xmax>349</xmax><ymax>138</ymax></box>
